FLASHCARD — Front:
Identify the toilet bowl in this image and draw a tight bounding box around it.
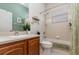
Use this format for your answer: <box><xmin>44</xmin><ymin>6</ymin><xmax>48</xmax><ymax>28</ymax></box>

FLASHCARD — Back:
<box><xmin>40</xmin><ymin>41</ymin><xmax>53</xmax><ymax>49</ymax></box>
<box><xmin>40</xmin><ymin>40</ymin><xmax>53</xmax><ymax>54</ymax></box>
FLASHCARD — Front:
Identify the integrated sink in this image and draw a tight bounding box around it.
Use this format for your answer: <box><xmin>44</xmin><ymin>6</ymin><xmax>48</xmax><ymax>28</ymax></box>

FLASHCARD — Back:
<box><xmin>9</xmin><ymin>35</ymin><xmax>29</xmax><ymax>40</ymax></box>
<box><xmin>9</xmin><ymin>34</ymin><xmax>38</xmax><ymax>39</ymax></box>
<box><xmin>0</xmin><ymin>34</ymin><xmax>39</xmax><ymax>44</ymax></box>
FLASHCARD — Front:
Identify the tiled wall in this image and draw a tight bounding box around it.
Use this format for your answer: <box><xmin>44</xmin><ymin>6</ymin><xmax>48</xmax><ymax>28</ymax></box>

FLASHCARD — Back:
<box><xmin>45</xmin><ymin>4</ymin><xmax>72</xmax><ymax>41</ymax></box>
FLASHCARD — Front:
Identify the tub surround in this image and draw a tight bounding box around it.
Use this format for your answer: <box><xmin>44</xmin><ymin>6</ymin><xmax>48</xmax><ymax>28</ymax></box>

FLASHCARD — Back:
<box><xmin>48</xmin><ymin>38</ymin><xmax>71</xmax><ymax>46</ymax></box>
<box><xmin>0</xmin><ymin>34</ymin><xmax>40</xmax><ymax>55</ymax></box>
<box><xmin>48</xmin><ymin>38</ymin><xmax>71</xmax><ymax>53</ymax></box>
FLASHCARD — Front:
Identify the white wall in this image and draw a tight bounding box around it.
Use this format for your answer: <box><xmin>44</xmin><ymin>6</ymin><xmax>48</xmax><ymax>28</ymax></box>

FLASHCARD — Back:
<box><xmin>29</xmin><ymin>3</ymin><xmax>45</xmax><ymax>35</ymax></box>
<box><xmin>29</xmin><ymin>3</ymin><xmax>72</xmax><ymax>41</ymax></box>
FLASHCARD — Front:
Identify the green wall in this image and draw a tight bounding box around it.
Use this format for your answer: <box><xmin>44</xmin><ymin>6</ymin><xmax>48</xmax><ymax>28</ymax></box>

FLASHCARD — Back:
<box><xmin>0</xmin><ymin>3</ymin><xmax>29</xmax><ymax>31</ymax></box>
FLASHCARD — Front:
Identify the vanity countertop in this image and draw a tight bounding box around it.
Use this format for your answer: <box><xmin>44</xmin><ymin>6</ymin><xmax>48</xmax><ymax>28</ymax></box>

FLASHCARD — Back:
<box><xmin>0</xmin><ymin>34</ymin><xmax>40</xmax><ymax>45</ymax></box>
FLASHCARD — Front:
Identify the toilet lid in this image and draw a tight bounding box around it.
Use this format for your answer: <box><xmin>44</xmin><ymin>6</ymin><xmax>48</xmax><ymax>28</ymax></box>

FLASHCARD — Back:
<box><xmin>41</xmin><ymin>41</ymin><xmax>52</xmax><ymax>45</ymax></box>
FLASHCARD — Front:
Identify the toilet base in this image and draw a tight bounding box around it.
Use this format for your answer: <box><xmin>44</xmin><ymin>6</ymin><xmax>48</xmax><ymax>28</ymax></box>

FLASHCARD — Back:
<box><xmin>42</xmin><ymin>48</ymin><xmax>53</xmax><ymax>55</ymax></box>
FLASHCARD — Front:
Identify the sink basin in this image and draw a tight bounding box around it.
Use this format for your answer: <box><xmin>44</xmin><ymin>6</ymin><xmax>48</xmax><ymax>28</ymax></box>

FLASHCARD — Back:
<box><xmin>9</xmin><ymin>35</ymin><xmax>28</xmax><ymax>39</ymax></box>
<box><xmin>0</xmin><ymin>35</ymin><xmax>30</xmax><ymax>44</ymax></box>
<box><xmin>0</xmin><ymin>34</ymin><xmax>39</xmax><ymax>44</ymax></box>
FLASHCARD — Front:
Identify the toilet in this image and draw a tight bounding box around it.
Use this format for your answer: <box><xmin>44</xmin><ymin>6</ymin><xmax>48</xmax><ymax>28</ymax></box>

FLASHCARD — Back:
<box><xmin>40</xmin><ymin>38</ymin><xmax>53</xmax><ymax>54</ymax></box>
<box><xmin>37</xmin><ymin>32</ymin><xmax>53</xmax><ymax>54</ymax></box>
<box><xmin>40</xmin><ymin>40</ymin><xmax>53</xmax><ymax>49</ymax></box>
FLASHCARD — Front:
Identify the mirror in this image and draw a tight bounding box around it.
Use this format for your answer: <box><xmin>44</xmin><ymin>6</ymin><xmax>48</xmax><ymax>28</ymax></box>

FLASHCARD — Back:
<box><xmin>0</xmin><ymin>9</ymin><xmax>12</xmax><ymax>32</ymax></box>
<box><xmin>0</xmin><ymin>3</ymin><xmax>29</xmax><ymax>32</ymax></box>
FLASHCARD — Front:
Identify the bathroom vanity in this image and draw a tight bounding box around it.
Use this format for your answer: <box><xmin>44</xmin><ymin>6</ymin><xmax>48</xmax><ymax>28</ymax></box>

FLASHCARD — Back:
<box><xmin>0</xmin><ymin>35</ymin><xmax>40</xmax><ymax>55</ymax></box>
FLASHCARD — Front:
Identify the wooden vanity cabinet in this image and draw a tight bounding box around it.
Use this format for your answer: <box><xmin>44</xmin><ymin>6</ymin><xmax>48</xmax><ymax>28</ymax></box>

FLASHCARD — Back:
<box><xmin>0</xmin><ymin>37</ymin><xmax>40</xmax><ymax>55</ymax></box>
<box><xmin>27</xmin><ymin>38</ymin><xmax>40</xmax><ymax>55</ymax></box>
<box><xmin>0</xmin><ymin>40</ymin><xmax>27</xmax><ymax>55</ymax></box>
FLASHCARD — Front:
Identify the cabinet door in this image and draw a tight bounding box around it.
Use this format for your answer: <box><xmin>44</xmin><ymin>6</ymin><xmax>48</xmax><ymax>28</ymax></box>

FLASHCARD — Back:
<box><xmin>28</xmin><ymin>38</ymin><xmax>40</xmax><ymax>55</ymax></box>
<box><xmin>0</xmin><ymin>41</ymin><xmax>25</xmax><ymax>55</ymax></box>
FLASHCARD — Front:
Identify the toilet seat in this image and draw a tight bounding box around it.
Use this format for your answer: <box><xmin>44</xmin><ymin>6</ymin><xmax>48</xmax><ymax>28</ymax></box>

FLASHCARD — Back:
<box><xmin>40</xmin><ymin>41</ymin><xmax>53</xmax><ymax>48</ymax></box>
<box><xmin>40</xmin><ymin>41</ymin><xmax>52</xmax><ymax>45</ymax></box>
